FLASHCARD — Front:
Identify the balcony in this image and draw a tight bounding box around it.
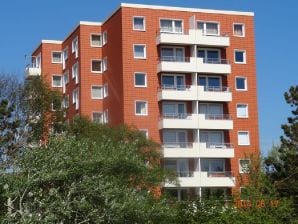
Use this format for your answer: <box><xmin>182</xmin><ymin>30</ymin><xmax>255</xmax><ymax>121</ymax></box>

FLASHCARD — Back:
<box><xmin>158</xmin><ymin>113</ymin><xmax>233</xmax><ymax>130</ymax></box>
<box><xmin>157</xmin><ymin>85</ymin><xmax>232</xmax><ymax>102</ymax></box>
<box><xmin>197</xmin><ymin>86</ymin><xmax>232</xmax><ymax>102</ymax></box>
<box><xmin>157</xmin><ymin>57</ymin><xmax>231</xmax><ymax>74</ymax></box>
<box><xmin>165</xmin><ymin>171</ymin><xmax>235</xmax><ymax>188</ymax></box>
<box><xmin>197</xmin><ymin>114</ymin><xmax>233</xmax><ymax>130</ymax></box>
<box><xmin>25</xmin><ymin>65</ymin><xmax>41</xmax><ymax>78</ymax></box>
<box><xmin>156</xmin><ymin>29</ymin><xmax>230</xmax><ymax>47</ymax></box>
<box><xmin>162</xmin><ymin>142</ymin><xmax>234</xmax><ymax>158</ymax></box>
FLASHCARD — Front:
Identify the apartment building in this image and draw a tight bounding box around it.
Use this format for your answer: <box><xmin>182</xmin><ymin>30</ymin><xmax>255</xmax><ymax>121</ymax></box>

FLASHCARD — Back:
<box><xmin>25</xmin><ymin>3</ymin><xmax>259</xmax><ymax>200</ymax></box>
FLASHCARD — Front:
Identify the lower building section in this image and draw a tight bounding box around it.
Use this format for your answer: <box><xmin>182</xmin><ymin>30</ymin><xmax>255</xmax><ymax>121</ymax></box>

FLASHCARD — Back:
<box><xmin>164</xmin><ymin>187</ymin><xmax>232</xmax><ymax>201</ymax></box>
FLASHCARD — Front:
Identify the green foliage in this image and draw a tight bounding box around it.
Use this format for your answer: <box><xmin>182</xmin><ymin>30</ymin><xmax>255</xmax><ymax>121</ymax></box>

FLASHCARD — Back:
<box><xmin>0</xmin><ymin>119</ymin><xmax>176</xmax><ymax>223</ymax></box>
<box><xmin>265</xmin><ymin>85</ymin><xmax>298</xmax><ymax>212</ymax></box>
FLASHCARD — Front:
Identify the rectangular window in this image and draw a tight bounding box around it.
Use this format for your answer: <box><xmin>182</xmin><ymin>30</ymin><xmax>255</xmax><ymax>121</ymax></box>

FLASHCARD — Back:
<box><xmin>72</xmin><ymin>62</ymin><xmax>79</xmax><ymax>84</ymax></box>
<box><xmin>103</xmin><ymin>57</ymin><xmax>108</xmax><ymax>71</ymax></box>
<box><xmin>63</xmin><ymin>95</ymin><xmax>69</xmax><ymax>108</ymax></box>
<box><xmin>103</xmin><ymin>31</ymin><xmax>107</xmax><ymax>45</ymax></box>
<box><xmin>237</xmin><ymin>104</ymin><xmax>248</xmax><ymax>118</ymax></box>
<box><xmin>52</xmin><ymin>75</ymin><xmax>62</xmax><ymax>87</ymax></box>
<box><xmin>103</xmin><ymin>110</ymin><xmax>109</xmax><ymax>124</ymax></box>
<box><xmin>92</xmin><ymin>112</ymin><xmax>103</xmax><ymax>123</ymax></box>
<box><xmin>161</xmin><ymin>47</ymin><xmax>184</xmax><ymax>62</ymax></box>
<box><xmin>239</xmin><ymin>159</ymin><xmax>250</xmax><ymax>173</ymax></box>
<box><xmin>52</xmin><ymin>51</ymin><xmax>62</xmax><ymax>63</ymax></box>
<box><xmin>91</xmin><ymin>59</ymin><xmax>102</xmax><ymax>73</ymax></box>
<box><xmin>197</xmin><ymin>48</ymin><xmax>221</xmax><ymax>63</ymax></box>
<box><xmin>133</xmin><ymin>16</ymin><xmax>145</xmax><ymax>31</ymax></box>
<box><xmin>133</xmin><ymin>44</ymin><xmax>146</xmax><ymax>59</ymax></box>
<box><xmin>72</xmin><ymin>37</ymin><xmax>79</xmax><ymax>58</ymax></box>
<box><xmin>139</xmin><ymin>129</ymin><xmax>148</xmax><ymax>138</ymax></box>
<box><xmin>160</xmin><ymin>19</ymin><xmax>183</xmax><ymax>33</ymax></box>
<box><xmin>90</xmin><ymin>34</ymin><xmax>102</xmax><ymax>47</ymax></box>
<box><xmin>135</xmin><ymin>101</ymin><xmax>148</xmax><ymax>115</ymax></box>
<box><xmin>62</xmin><ymin>48</ymin><xmax>68</xmax><ymax>70</ymax></box>
<box><xmin>72</xmin><ymin>88</ymin><xmax>79</xmax><ymax>110</ymax></box>
<box><xmin>233</xmin><ymin>23</ymin><xmax>245</xmax><ymax>37</ymax></box>
<box><xmin>91</xmin><ymin>86</ymin><xmax>103</xmax><ymax>99</ymax></box>
<box><xmin>134</xmin><ymin>72</ymin><xmax>146</xmax><ymax>87</ymax></box>
<box><xmin>63</xmin><ymin>71</ymin><xmax>69</xmax><ymax>85</ymax></box>
<box><xmin>197</xmin><ymin>21</ymin><xmax>220</xmax><ymax>36</ymax></box>
<box><xmin>236</xmin><ymin>77</ymin><xmax>247</xmax><ymax>91</ymax></box>
<box><xmin>238</xmin><ymin>131</ymin><xmax>250</xmax><ymax>145</ymax></box>
<box><xmin>161</xmin><ymin>74</ymin><xmax>185</xmax><ymax>90</ymax></box>
<box><xmin>234</xmin><ymin>50</ymin><xmax>246</xmax><ymax>64</ymax></box>
<box><xmin>103</xmin><ymin>83</ymin><xmax>108</xmax><ymax>98</ymax></box>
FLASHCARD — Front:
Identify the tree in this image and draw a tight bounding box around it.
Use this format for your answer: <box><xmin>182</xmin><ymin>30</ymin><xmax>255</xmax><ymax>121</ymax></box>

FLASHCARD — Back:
<box><xmin>265</xmin><ymin>85</ymin><xmax>298</xmax><ymax>212</ymax></box>
<box><xmin>0</xmin><ymin>118</ymin><xmax>176</xmax><ymax>223</ymax></box>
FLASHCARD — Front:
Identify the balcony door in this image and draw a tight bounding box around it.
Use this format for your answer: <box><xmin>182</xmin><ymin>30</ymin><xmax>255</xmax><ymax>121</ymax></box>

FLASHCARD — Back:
<box><xmin>200</xmin><ymin>131</ymin><xmax>223</xmax><ymax>146</ymax></box>
<box><xmin>161</xmin><ymin>74</ymin><xmax>185</xmax><ymax>89</ymax></box>
<box><xmin>199</xmin><ymin>103</ymin><xmax>223</xmax><ymax>115</ymax></box>
<box><xmin>163</xmin><ymin>102</ymin><xmax>186</xmax><ymax>117</ymax></box>
<box><xmin>198</xmin><ymin>76</ymin><xmax>221</xmax><ymax>90</ymax></box>
<box><xmin>178</xmin><ymin>159</ymin><xmax>189</xmax><ymax>177</ymax></box>
<box><xmin>163</xmin><ymin>130</ymin><xmax>187</xmax><ymax>148</ymax></box>
<box><xmin>161</xmin><ymin>47</ymin><xmax>184</xmax><ymax>61</ymax></box>
<box><xmin>201</xmin><ymin>159</ymin><xmax>225</xmax><ymax>172</ymax></box>
<box><xmin>197</xmin><ymin>49</ymin><xmax>220</xmax><ymax>63</ymax></box>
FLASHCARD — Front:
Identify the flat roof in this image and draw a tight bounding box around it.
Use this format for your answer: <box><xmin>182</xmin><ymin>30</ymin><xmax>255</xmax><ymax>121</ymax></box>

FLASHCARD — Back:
<box><xmin>120</xmin><ymin>3</ymin><xmax>254</xmax><ymax>16</ymax></box>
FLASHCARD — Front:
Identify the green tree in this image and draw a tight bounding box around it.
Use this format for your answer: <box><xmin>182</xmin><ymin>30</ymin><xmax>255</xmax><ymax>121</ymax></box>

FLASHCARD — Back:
<box><xmin>1</xmin><ymin>118</ymin><xmax>176</xmax><ymax>223</ymax></box>
<box><xmin>265</xmin><ymin>85</ymin><xmax>298</xmax><ymax>212</ymax></box>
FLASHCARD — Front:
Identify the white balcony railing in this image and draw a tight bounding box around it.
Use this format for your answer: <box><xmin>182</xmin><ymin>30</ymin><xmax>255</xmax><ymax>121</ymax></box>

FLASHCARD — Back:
<box><xmin>25</xmin><ymin>64</ymin><xmax>41</xmax><ymax>78</ymax></box>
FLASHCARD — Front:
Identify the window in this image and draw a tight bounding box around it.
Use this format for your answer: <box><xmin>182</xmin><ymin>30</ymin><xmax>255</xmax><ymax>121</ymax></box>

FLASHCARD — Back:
<box><xmin>91</xmin><ymin>86</ymin><xmax>103</xmax><ymax>99</ymax></box>
<box><xmin>197</xmin><ymin>21</ymin><xmax>220</xmax><ymax>36</ymax></box>
<box><xmin>72</xmin><ymin>88</ymin><xmax>79</xmax><ymax>110</ymax></box>
<box><xmin>62</xmin><ymin>48</ymin><xmax>68</xmax><ymax>69</ymax></box>
<box><xmin>237</xmin><ymin>104</ymin><xmax>248</xmax><ymax>118</ymax></box>
<box><xmin>133</xmin><ymin>16</ymin><xmax>145</xmax><ymax>31</ymax></box>
<box><xmin>90</xmin><ymin>34</ymin><xmax>102</xmax><ymax>47</ymax></box>
<box><xmin>63</xmin><ymin>95</ymin><xmax>69</xmax><ymax>108</ymax></box>
<box><xmin>201</xmin><ymin>159</ymin><xmax>225</xmax><ymax>172</ymax></box>
<box><xmin>134</xmin><ymin>72</ymin><xmax>146</xmax><ymax>87</ymax></box>
<box><xmin>163</xmin><ymin>102</ymin><xmax>186</xmax><ymax>118</ymax></box>
<box><xmin>161</xmin><ymin>47</ymin><xmax>184</xmax><ymax>61</ymax></box>
<box><xmin>135</xmin><ymin>101</ymin><xmax>148</xmax><ymax>115</ymax></box>
<box><xmin>103</xmin><ymin>31</ymin><xmax>107</xmax><ymax>45</ymax></box>
<box><xmin>139</xmin><ymin>129</ymin><xmax>148</xmax><ymax>138</ymax></box>
<box><xmin>52</xmin><ymin>75</ymin><xmax>62</xmax><ymax>87</ymax></box>
<box><xmin>133</xmin><ymin>44</ymin><xmax>146</xmax><ymax>59</ymax></box>
<box><xmin>72</xmin><ymin>62</ymin><xmax>79</xmax><ymax>84</ymax></box>
<box><xmin>197</xmin><ymin>48</ymin><xmax>221</xmax><ymax>63</ymax></box>
<box><xmin>72</xmin><ymin>37</ymin><xmax>78</xmax><ymax>58</ymax></box>
<box><xmin>103</xmin><ymin>83</ymin><xmax>108</xmax><ymax>98</ymax></box>
<box><xmin>160</xmin><ymin>19</ymin><xmax>183</xmax><ymax>33</ymax></box>
<box><xmin>233</xmin><ymin>23</ymin><xmax>245</xmax><ymax>37</ymax></box>
<box><xmin>234</xmin><ymin>50</ymin><xmax>246</xmax><ymax>64</ymax></box>
<box><xmin>103</xmin><ymin>110</ymin><xmax>109</xmax><ymax>123</ymax></box>
<box><xmin>91</xmin><ymin>60</ymin><xmax>102</xmax><ymax>73</ymax></box>
<box><xmin>238</xmin><ymin>131</ymin><xmax>250</xmax><ymax>145</ymax></box>
<box><xmin>239</xmin><ymin>159</ymin><xmax>250</xmax><ymax>173</ymax></box>
<box><xmin>63</xmin><ymin>71</ymin><xmax>69</xmax><ymax>85</ymax></box>
<box><xmin>92</xmin><ymin>112</ymin><xmax>103</xmax><ymax>123</ymax></box>
<box><xmin>103</xmin><ymin>57</ymin><xmax>108</xmax><ymax>72</ymax></box>
<box><xmin>52</xmin><ymin>51</ymin><xmax>62</xmax><ymax>63</ymax></box>
<box><xmin>163</xmin><ymin>130</ymin><xmax>187</xmax><ymax>148</ymax></box>
<box><xmin>161</xmin><ymin>74</ymin><xmax>185</xmax><ymax>89</ymax></box>
<box><xmin>198</xmin><ymin>76</ymin><xmax>222</xmax><ymax>89</ymax></box>
<box><xmin>236</xmin><ymin>77</ymin><xmax>247</xmax><ymax>91</ymax></box>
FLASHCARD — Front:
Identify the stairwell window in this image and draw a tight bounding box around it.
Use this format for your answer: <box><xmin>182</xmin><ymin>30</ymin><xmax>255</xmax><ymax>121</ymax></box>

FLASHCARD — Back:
<box><xmin>235</xmin><ymin>77</ymin><xmax>247</xmax><ymax>91</ymax></box>
<box><xmin>234</xmin><ymin>50</ymin><xmax>246</xmax><ymax>64</ymax></box>
<box><xmin>133</xmin><ymin>44</ymin><xmax>146</xmax><ymax>59</ymax></box>
<box><xmin>91</xmin><ymin>86</ymin><xmax>103</xmax><ymax>99</ymax></box>
<box><xmin>236</xmin><ymin>104</ymin><xmax>248</xmax><ymax>118</ymax></box>
<box><xmin>52</xmin><ymin>75</ymin><xmax>62</xmax><ymax>87</ymax></box>
<box><xmin>133</xmin><ymin>16</ymin><xmax>145</xmax><ymax>31</ymax></box>
<box><xmin>239</xmin><ymin>159</ymin><xmax>250</xmax><ymax>173</ymax></box>
<box><xmin>233</xmin><ymin>23</ymin><xmax>245</xmax><ymax>37</ymax></box>
<box><xmin>91</xmin><ymin>60</ymin><xmax>102</xmax><ymax>73</ymax></box>
<box><xmin>160</xmin><ymin>19</ymin><xmax>183</xmax><ymax>33</ymax></box>
<box><xmin>238</xmin><ymin>131</ymin><xmax>250</xmax><ymax>146</ymax></box>
<box><xmin>52</xmin><ymin>51</ymin><xmax>62</xmax><ymax>63</ymax></box>
<box><xmin>134</xmin><ymin>72</ymin><xmax>147</xmax><ymax>87</ymax></box>
<box><xmin>135</xmin><ymin>101</ymin><xmax>148</xmax><ymax>116</ymax></box>
<box><xmin>90</xmin><ymin>34</ymin><xmax>102</xmax><ymax>47</ymax></box>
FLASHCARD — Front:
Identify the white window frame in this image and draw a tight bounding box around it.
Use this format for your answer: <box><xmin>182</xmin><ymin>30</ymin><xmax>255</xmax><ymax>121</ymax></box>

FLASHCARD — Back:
<box><xmin>162</xmin><ymin>102</ymin><xmax>186</xmax><ymax>116</ymax></box>
<box><xmin>198</xmin><ymin>75</ymin><xmax>222</xmax><ymax>88</ymax></box>
<box><xmin>52</xmin><ymin>75</ymin><xmax>62</xmax><ymax>87</ymax></box>
<box><xmin>91</xmin><ymin>59</ymin><xmax>103</xmax><ymax>73</ymax></box>
<box><xmin>234</xmin><ymin>49</ymin><xmax>246</xmax><ymax>64</ymax></box>
<box><xmin>103</xmin><ymin>110</ymin><xmax>109</xmax><ymax>123</ymax></box>
<box><xmin>103</xmin><ymin>57</ymin><xmax>108</xmax><ymax>72</ymax></box>
<box><xmin>238</xmin><ymin>131</ymin><xmax>250</xmax><ymax>146</ymax></box>
<box><xmin>161</xmin><ymin>73</ymin><xmax>185</xmax><ymax>88</ymax></box>
<box><xmin>103</xmin><ymin>31</ymin><xmax>107</xmax><ymax>45</ymax></box>
<box><xmin>139</xmin><ymin>129</ymin><xmax>149</xmax><ymax>138</ymax></box>
<box><xmin>134</xmin><ymin>72</ymin><xmax>147</xmax><ymax>87</ymax></box>
<box><xmin>72</xmin><ymin>36</ymin><xmax>79</xmax><ymax>58</ymax></box>
<box><xmin>235</xmin><ymin>76</ymin><xmax>247</xmax><ymax>91</ymax></box>
<box><xmin>236</xmin><ymin>104</ymin><xmax>249</xmax><ymax>118</ymax></box>
<box><xmin>197</xmin><ymin>20</ymin><xmax>220</xmax><ymax>36</ymax></box>
<box><xmin>90</xmin><ymin>33</ymin><xmax>102</xmax><ymax>47</ymax></box>
<box><xmin>233</xmin><ymin>23</ymin><xmax>245</xmax><ymax>37</ymax></box>
<box><xmin>133</xmin><ymin>16</ymin><xmax>146</xmax><ymax>31</ymax></box>
<box><xmin>160</xmin><ymin>46</ymin><xmax>185</xmax><ymax>61</ymax></box>
<box><xmin>103</xmin><ymin>83</ymin><xmax>108</xmax><ymax>98</ymax></box>
<box><xmin>72</xmin><ymin>88</ymin><xmax>79</xmax><ymax>110</ymax></box>
<box><xmin>133</xmin><ymin>44</ymin><xmax>146</xmax><ymax>59</ymax></box>
<box><xmin>239</xmin><ymin>159</ymin><xmax>251</xmax><ymax>173</ymax></box>
<box><xmin>159</xmin><ymin>18</ymin><xmax>183</xmax><ymax>34</ymax></box>
<box><xmin>63</xmin><ymin>70</ymin><xmax>69</xmax><ymax>85</ymax></box>
<box><xmin>51</xmin><ymin>51</ymin><xmax>62</xmax><ymax>64</ymax></box>
<box><xmin>72</xmin><ymin>62</ymin><xmax>79</xmax><ymax>84</ymax></box>
<box><xmin>135</xmin><ymin>100</ymin><xmax>148</xmax><ymax>116</ymax></box>
<box><xmin>92</xmin><ymin>111</ymin><xmax>103</xmax><ymax>123</ymax></box>
<box><xmin>63</xmin><ymin>95</ymin><xmax>69</xmax><ymax>109</ymax></box>
<box><xmin>91</xmin><ymin>85</ymin><xmax>103</xmax><ymax>99</ymax></box>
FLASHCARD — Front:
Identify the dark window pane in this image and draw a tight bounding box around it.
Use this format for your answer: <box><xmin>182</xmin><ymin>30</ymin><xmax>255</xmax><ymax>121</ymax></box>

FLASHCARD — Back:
<box><xmin>235</xmin><ymin>51</ymin><xmax>244</xmax><ymax>62</ymax></box>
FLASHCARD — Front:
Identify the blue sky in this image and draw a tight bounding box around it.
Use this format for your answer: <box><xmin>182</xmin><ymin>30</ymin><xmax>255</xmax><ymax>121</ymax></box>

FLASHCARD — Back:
<box><xmin>0</xmin><ymin>0</ymin><xmax>297</xmax><ymax>155</ymax></box>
